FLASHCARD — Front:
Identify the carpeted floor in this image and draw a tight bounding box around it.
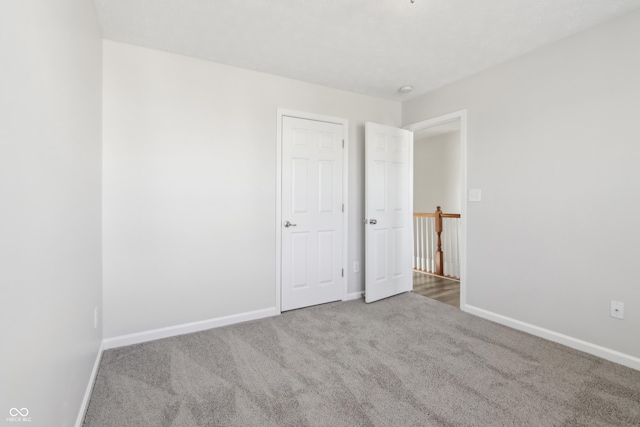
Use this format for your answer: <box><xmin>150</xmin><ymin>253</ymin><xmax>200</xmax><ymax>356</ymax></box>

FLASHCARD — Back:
<box><xmin>83</xmin><ymin>292</ymin><xmax>640</xmax><ymax>426</ymax></box>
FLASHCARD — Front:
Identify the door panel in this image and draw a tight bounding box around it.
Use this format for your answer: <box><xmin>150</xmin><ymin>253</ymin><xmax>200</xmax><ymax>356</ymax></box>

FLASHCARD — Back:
<box><xmin>365</xmin><ymin>122</ymin><xmax>412</xmax><ymax>303</ymax></box>
<box><xmin>291</xmin><ymin>232</ymin><xmax>309</xmax><ymax>288</ymax></box>
<box><xmin>282</xmin><ymin>116</ymin><xmax>343</xmax><ymax>311</ymax></box>
<box><xmin>292</xmin><ymin>159</ymin><xmax>309</xmax><ymax>213</ymax></box>
<box><xmin>374</xmin><ymin>229</ymin><xmax>387</xmax><ymax>281</ymax></box>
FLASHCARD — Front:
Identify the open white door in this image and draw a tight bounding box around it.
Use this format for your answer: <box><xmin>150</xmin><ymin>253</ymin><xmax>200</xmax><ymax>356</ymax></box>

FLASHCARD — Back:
<box><xmin>364</xmin><ymin>122</ymin><xmax>413</xmax><ymax>303</ymax></box>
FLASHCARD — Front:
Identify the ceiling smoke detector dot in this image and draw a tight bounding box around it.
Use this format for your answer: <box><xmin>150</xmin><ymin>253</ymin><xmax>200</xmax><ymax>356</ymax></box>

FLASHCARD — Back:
<box><xmin>398</xmin><ymin>85</ymin><xmax>414</xmax><ymax>94</ymax></box>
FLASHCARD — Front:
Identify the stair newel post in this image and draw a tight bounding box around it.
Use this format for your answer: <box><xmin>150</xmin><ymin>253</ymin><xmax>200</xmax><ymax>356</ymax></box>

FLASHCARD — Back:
<box><xmin>435</xmin><ymin>206</ymin><xmax>444</xmax><ymax>276</ymax></box>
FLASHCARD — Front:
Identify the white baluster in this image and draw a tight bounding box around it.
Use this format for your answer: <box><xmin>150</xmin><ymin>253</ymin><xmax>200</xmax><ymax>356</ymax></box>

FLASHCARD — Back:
<box><xmin>414</xmin><ymin>217</ymin><xmax>419</xmax><ymax>270</ymax></box>
<box><xmin>420</xmin><ymin>217</ymin><xmax>424</xmax><ymax>271</ymax></box>
<box><xmin>428</xmin><ymin>217</ymin><xmax>435</xmax><ymax>273</ymax></box>
<box><xmin>417</xmin><ymin>217</ymin><xmax>422</xmax><ymax>271</ymax></box>
<box><xmin>442</xmin><ymin>217</ymin><xmax>461</xmax><ymax>278</ymax></box>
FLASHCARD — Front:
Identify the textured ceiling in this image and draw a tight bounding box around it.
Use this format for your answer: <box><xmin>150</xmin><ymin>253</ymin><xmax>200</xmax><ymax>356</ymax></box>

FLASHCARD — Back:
<box><xmin>93</xmin><ymin>0</ymin><xmax>640</xmax><ymax>101</ymax></box>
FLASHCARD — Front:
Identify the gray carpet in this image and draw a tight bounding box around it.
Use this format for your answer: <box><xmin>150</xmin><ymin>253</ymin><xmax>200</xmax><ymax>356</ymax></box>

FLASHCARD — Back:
<box><xmin>83</xmin><ymin>292</ymin><xmax>640</xmax><ymax>426</ymax></box>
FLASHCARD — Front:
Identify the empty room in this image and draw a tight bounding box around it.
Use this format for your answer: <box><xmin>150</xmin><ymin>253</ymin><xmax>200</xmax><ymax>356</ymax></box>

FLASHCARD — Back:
<box><xmin>2</xmin><ymin>0</ymin><xmax>640</xmax><ymax>426</ymax></box>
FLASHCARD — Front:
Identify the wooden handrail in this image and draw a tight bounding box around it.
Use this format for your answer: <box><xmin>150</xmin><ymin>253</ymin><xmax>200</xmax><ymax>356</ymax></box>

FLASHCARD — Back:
<box><xmin>413</xmin><ymin>212</ymin><xmax>461</xmax><ymax>218</ymax></box>
<box><xmin>413</xmin><ymin>206</ymin><xmax>461</xmax><ymax>277</ymax></box>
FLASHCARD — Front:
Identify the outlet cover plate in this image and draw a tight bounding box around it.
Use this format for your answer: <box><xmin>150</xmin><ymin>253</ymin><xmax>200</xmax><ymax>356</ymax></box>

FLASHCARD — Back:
<box><xmin>610</xmin><ymin>300</ymin><xmax>624</xmax><ymax>319</ymax></box>
<box><xmin>469</xmin><ymin>188</ymin><xmax>482</xmax><ymax>202</ymax></box>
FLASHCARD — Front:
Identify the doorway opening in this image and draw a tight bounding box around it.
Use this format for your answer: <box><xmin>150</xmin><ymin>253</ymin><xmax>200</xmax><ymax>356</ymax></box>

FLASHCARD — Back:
<box><xmin>405</xmin><ymin>111</ymin><xmax>467</xmax><ymax>310</ymax></box>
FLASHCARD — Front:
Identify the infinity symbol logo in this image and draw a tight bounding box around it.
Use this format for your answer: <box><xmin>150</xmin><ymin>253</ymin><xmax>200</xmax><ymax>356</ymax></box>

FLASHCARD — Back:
<box><xmin>9</xmin><ymin>408</ymin><xmax>29</xmax><ymax>417</ymax></box>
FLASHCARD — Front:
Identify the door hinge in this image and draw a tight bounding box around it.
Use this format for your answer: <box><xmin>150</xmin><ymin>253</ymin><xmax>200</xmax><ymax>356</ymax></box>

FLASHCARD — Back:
<box><xmin>342</xmin><ymin>203</ymin><xmax>344</xmax><ymax>212</ymax></box>
<box><xmin>342</xmin><ymin>269</ymin><xmax>344</xmax><ymax>277</ymax></box>
<box><xmin>342</xmin><ymin>139</ymin><xmax>344</xmax><ymax>148</ymax></box>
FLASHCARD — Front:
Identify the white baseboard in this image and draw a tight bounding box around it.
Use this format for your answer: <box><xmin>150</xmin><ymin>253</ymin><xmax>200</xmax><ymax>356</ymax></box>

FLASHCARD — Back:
<box><xmin>75</xmin><ymin>340</ymin><xmax>104</xmax><ymax>427</ymax></box>
<box><xmin>345</xmin><ymin>291</ymin><xmax>364</xmax><ymax>301</ymax></box>
<box><xmin>464</xmin><ymin>304</ymin><xmax>640</xmax><ymax>372</ymax></box>
<box><xmin>103</xmin><ymin>307</ymin><xmax>278</xmax><ymax>350</ymax></box>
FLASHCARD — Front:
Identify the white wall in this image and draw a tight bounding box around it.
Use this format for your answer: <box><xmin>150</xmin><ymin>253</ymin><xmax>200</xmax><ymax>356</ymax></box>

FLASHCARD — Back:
<box><xmin>102</xmin><ymin>40</ymin><xmax>400</xmax><ymax>339</ymax></box>
<box><xmin>413</xmin><ymin>130</ymin><xmax>461</xmax><ymax>213</ymax></box>
<box><xmin>403</xmin><ymin>10</ymin><xmax>640</xmax><ymax>362</ymax></box>
<box><xmin>0</xmin><ymin>1</ymin><xmax>103</xmax><ymax>425</ymax></box>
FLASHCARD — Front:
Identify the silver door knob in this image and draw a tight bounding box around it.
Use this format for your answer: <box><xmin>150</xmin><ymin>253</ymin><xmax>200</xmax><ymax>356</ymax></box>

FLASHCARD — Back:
<box><xmin>369</xmin><ymin>219</ymin><xmax>377</xmax><ymax>225</ymax></box>
<box><xmin>283</xmin><ymin>220</ymin><xmax>297</xmax><ymax>228</ymax></box>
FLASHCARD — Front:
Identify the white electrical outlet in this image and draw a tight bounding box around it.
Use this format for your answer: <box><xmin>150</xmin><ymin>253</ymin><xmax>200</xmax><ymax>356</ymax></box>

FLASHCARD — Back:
<box><xmin>94</xmin><ymin>307</ymin><xmax>98</xmax><ymax>328</ymax></box>
<box><xmin>610</xmin><ymin>301</ymin><xmax>624</xmax><ymax>320</ymax></box>
<box><xmin>354</xmin><ymin>261</ymin><xmax>360</xmax><ymax>273</ymax></box>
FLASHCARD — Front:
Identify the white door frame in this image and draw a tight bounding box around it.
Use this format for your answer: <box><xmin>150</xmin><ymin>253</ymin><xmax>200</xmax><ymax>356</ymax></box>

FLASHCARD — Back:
<box><xmin>404</xmin><ymin>110</ymin><xmax>468</xmax><ymax>311</ymax></box>
<box><xmin>276</xmin><ymin>108</ymin><xmax>349</xmax><ymax>314</ymax></box>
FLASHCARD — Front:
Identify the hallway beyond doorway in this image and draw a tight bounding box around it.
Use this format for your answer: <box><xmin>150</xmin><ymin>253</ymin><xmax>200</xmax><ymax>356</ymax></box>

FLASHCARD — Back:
<box><xmin>412</xmin><ymin>271</ymin><xmax>460</xmax><ymax>308</ymax></box>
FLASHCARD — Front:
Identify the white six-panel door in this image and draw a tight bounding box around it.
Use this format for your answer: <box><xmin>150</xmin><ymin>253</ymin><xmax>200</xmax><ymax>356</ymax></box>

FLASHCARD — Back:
<box><xmin>281</xmin><ymin>116</ymin><xmax>344</xmax><ymax>311</ymax></box>
<box><xmin>365</xmin><ymin>122</ymin><xmax>413</xmax><ymax>303</ymax></box>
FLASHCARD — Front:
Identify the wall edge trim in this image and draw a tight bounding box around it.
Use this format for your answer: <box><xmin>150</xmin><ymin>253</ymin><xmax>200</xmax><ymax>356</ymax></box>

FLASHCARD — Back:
<box><xmin>103</xmin><ymin>307</ymin><xmax>278</xmax><ymax>350</ymax></box>
<box><xmin>345</xmin><ymin>291</ymin><xmax>364</xmax><ymax>301</ymax></box>
<box><xmin>464</xmin><ymin>304</ymin><xmax>640</xmax><ymax>371</ymax></box>
<box><xmin>75</xmin><ymin>341</ymin><xmax>104</xmax><ymax>427</ymax></box>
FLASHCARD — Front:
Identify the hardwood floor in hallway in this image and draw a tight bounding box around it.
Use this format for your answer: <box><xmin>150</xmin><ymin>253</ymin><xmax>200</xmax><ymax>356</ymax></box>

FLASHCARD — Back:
<box><xmin>413</xmin><ymin>271</ymin><xmax>460</xmax><ymax>308</ymax></box>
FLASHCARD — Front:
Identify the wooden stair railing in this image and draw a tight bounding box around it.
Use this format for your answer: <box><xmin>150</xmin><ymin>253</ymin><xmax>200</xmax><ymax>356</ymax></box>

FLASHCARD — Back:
<box><xmin>435</xmin><ymin>206</ymin><xmax>443</xmax><ymax>276</ymax></box>
<box><xmin>413</xmin><ymin>206</ymin><xmax>461</xmax><ymax>277</ymax></box>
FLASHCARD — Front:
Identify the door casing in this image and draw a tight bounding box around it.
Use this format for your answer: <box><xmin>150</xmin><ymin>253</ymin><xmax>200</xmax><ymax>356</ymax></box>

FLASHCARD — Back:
<box><xmin>276</xmin><ymin>109</ymin><xmax>349</xmax><ymax>314</ymax></box>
